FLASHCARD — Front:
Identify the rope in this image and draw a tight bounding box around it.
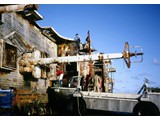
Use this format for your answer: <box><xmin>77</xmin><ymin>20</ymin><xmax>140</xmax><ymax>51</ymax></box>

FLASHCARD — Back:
<box><xmin>73</xmin><ymin>87</ymin><xmax>83</xmax><ymax>115</ymax></box>
<box><xmin>77</xmin><ymin>97</ymin><xmax>81</xmax><ymax>116</ymax></box>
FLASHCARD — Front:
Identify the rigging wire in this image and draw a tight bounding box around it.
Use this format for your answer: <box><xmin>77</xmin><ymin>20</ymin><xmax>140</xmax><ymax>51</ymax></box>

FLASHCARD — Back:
<box><xmin>122</xmin><ymin>59</ymin><xmax>125</xmax><ymax>89</ymax></box>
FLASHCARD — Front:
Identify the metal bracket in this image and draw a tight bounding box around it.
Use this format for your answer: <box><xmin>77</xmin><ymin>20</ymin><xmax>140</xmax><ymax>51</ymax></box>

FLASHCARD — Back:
<box><xmin>123</xmin><ymin>42</ymin><xmax>144</xmax><ymax>68</ymax></box>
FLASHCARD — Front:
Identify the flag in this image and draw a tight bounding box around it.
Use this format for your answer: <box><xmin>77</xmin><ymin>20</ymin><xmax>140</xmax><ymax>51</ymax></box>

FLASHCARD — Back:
<box><xmin>86</xmin><ymin>30</ymin><xmax>90</xmax><ymax>42</ymax></box>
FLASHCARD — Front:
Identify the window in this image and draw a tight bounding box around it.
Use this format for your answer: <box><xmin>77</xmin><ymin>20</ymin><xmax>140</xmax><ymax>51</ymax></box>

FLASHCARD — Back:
<box><xmin>3</xmin><ymin>42</ymin><xmax>17</xmax><ymax>69</ymax></box>
<box><xmin>0</xmin><ymin>40</ymin><xmax>17</xmax><ymax>70</ymax></box>
<box><xmin>66</xmin><ymin>62</ymin><xmax>77</xmax><ymax>71</ymax></box>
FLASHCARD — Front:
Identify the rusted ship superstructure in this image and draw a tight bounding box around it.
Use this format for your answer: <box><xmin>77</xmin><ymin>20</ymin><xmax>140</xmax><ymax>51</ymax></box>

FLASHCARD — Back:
<box><xmin>0</xmin><ymin>4</ymin><xmax>160</xmax><ymax>116</ymax></box>
<box><xmin>0</xmin><ymin>4</ymin><xmax>117</xmax><ymax>95</ymax></box>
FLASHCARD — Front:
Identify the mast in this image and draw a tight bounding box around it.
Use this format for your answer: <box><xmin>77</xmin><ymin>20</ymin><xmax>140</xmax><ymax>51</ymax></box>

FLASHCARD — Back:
<box><xmin>86</xmin><ymin>31</ymin><xmax>92</xmax><ymax>75</ymax></box>
<box><xmin>87</xmin><ymin>31</ymin><xmax>91</xmax><ymax>55</ymax></box>
<box><xmin>19</xmin><ymin>42</ymin><xmax>143</xmax><ymax>79</ymax></box>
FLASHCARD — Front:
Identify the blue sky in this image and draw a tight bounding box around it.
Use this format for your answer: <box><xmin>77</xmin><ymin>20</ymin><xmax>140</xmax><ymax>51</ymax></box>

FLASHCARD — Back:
<box><xmin>37</xmin><ymin>4</ymin><xmax>160</xmax><ymax>93</ymax></box>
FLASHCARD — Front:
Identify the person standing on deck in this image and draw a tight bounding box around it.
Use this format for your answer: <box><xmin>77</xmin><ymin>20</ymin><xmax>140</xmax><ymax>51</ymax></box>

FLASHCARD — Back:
<box><xmin>74</xmin><ymin>34</ymin><xmax>81</xmax><ymax>54</ymax></box>
<box><xmin>93</xmin><ymin>73</ymin><xmax>101</xmax><ymax>92</ymax></box>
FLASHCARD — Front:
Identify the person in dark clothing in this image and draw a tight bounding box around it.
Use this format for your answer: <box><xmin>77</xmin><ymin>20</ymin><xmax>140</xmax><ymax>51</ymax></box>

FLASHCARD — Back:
<box><xmin>80</xmin><ymin>75</ymin><xmax>85</xmax><ymax>91</ymax></box>
<box><xmin>84</xmin><ymin>74</ymin><xmax>91</xmax><ymax>91</ymax></box>
<box><xmin>74</xmin><ymin>34</ymin><xmax>81</xmax><ymax>54</ymax></box>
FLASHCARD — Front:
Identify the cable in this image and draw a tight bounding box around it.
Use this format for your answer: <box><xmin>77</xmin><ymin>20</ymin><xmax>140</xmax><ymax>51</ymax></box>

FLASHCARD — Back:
<box><xmin>73</xmin><ymin>88</ymin><xmax>83</xmax><ymax>116</ymax></box>
<box><xmin>77</xmin><ymin>97</ymin><xmax>81</xmax><ymax>116</ymax></box>
<box><xmin>122</xmin><ymin>59</ymin><xmax>125</xmax><ymax>90</ymax></box>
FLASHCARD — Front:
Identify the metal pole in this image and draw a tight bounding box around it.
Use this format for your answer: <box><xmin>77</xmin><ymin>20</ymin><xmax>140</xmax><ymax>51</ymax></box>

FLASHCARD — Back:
<box><xmin>87</xmin><ymin>31</ymin><xmax>92</xmax><ymax>75</ymax></box>
<box><xmin>101</xmin><ymin>60</ymin><xmax>105</xmax><ymax>92</ymax></box>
